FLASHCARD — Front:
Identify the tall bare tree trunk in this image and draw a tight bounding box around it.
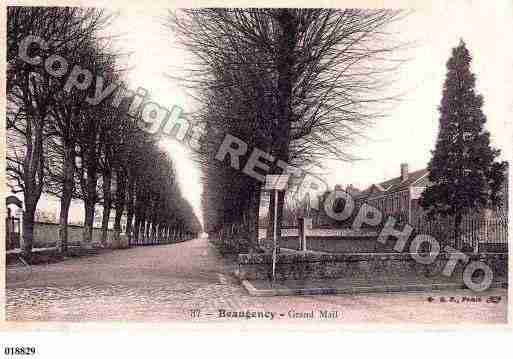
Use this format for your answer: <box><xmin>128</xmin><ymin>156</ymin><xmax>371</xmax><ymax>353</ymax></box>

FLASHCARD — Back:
<box><xmin>144</xmin><ymin>217</ymin><xmax>150</xmax><ymax>244</ymax></box>
<box><xmin>59</xmin><ymin>144</ymin><xmax>75</xmax><ymax>253</ymax></box>
<box><xmin>83</xmin><ymin>201</ymin><xmax>95</xmax><ymax>247</ymax></box>
<box><xmin>113</xmin><ymin>169</ymin><xmax>126</xmax><ymax>246</ymax></box>
<box><xmin>125</xmin><ymin>179</ymin><xmax>135</xmax><ymax>246</ymax></box>
<box><xmin>133</xmin><ymin>217</ymin><xmax>141</xmax><ymax>244</ymax></box>
<box><xmin>266</xmin><ymin>10</ymin><xmax>296</xmax><ymax>250</ymax></box>
<box><xmin>140</xmin><ymin>218</ymin><xmax>146</xmax><ymax>244</ymax></box>
<box><xmin>153</xmin><ymin>222</ymin><xmax>158</xmax><ymax>243</ymax></box>
<box><xmin>22</xmin><ymin>202</ymin><xmax>37</xmax><ymax>259</ymax></box>
<box><xmin>248</xmin><ymin>183</ymin><xmax>262</xmax><ymax>252</ymax></box>
<box><xmin>151</xmin><ymin>199</ymin><xmax>159</xmax><ymax>243</ymax></box>
<box><xmin>58</xmin><ymin>195</ymin><xmax>72</xmax><ymax>252</ymax></box>
<box><xmin>21</xmin><ymin>112</ymin><xmax>45</xmax><ymax>260</ymax></box>
<box><xmin>134</xmin><ymin>186</ymin><xmax>147</xmax><ymax>244</ymax></box>
<box><xmin>81</xmin><ymin>166</ymin><xmax>97</xmax><ymax>247</ymax></box>
<box><xmin>101</xmin><ymin>171</ymin><xmax>112</xmax><ymax>247</ymax></box>
<box><xmin>79</xmin><ymin>128</ymin><xmax>99</xmax><ymax>247</ymax></box>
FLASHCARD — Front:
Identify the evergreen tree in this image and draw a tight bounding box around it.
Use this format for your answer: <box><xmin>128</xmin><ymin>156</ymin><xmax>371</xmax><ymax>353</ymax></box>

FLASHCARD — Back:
<box><xmin>420</xmin><ymin>39</ymin><xmax>507</xmax><ymax>249</ymax></box>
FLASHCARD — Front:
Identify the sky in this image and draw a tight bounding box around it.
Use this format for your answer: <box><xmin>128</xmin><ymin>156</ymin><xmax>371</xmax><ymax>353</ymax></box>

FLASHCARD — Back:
<box><xmin>106</xmin><ymin>7</ymin><xmax>204</xmax><ymax>223</ymax></box>
<box><xmin>322</xmin><ymin>1</ymin><xmax>513</xmax><ymax>190</ymax></box>
<box><xmin>33</xmin><ymin>1</ymin><xmax>513</xmax><ymax>223</ymax></box>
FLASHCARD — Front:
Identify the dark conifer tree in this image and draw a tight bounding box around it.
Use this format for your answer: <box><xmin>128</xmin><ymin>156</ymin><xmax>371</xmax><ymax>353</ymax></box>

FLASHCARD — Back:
<box><xmin>420</xmin><ymin>39</ymin><xmax>507</xmax><ymax>248</ymax></box>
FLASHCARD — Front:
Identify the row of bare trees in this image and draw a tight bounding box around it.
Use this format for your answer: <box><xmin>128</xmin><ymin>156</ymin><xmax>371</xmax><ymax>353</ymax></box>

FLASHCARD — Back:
<box><xmin>168</xmin><ymin>9</ymin><xmax>404</xmax><ymax>252</ymax></box>
<box><xmin>7</xmin><ymin>7</ymin><xmax>201</xmax><ymax>258</ymax></box>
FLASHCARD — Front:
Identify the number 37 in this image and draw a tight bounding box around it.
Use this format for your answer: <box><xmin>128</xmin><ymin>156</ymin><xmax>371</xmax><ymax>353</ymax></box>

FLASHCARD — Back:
<box><xmin>189</xmin><ymin>309</ymin><xmax>201</xmax><ymax>318</ymax></box>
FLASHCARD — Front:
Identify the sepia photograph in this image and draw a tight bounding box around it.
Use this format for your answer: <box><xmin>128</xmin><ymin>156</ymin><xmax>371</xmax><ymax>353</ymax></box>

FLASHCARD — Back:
<box><xmin>2</xmin><ymin>1</ymin><xmax>511</xmax><ymax>343</ymax></box>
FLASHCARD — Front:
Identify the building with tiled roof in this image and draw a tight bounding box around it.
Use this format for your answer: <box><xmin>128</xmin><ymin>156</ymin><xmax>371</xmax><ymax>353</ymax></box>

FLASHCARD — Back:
<box><xmin>354</xmin><ymin>163</ymin><xmax>431</xmax><ymax>224</ymax></box>
<box><xmin>313</xmin><ymin>163</ymin><xmax>431</xmax><ymax>227</ymax></box>
<box><xmin>315</xmin><ymin>161</ymin><xmax>508</xmax><ymax>227</ymax></box>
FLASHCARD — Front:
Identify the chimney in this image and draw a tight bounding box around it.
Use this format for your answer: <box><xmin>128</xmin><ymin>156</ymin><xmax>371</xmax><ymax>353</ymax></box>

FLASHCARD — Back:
<box><xmin>400</xmin><ymin>163</ymin><xmax>409</xmax><ymax>181</ymax></box>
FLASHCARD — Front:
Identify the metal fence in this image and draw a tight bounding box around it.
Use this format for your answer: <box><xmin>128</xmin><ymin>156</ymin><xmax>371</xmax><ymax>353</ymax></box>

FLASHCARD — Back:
<box><xmin>415</xmin><ymin>216</ymin><xmax>508</xmax><ymax>253</ymax></box>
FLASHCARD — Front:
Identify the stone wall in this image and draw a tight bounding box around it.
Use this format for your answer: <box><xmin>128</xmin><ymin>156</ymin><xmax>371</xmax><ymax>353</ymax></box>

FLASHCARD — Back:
<box><xmin>32</xmin><ymin>222</ymin><xmax>123</xmax><ymax>248</ymax></box>
<box><xmin>238</xmin><ymin>252</ymin><xmax>508</xmax><ymax>283</ymax></box>
<box><xmin>280</xmin><ymin>234</ymin><xmax>386</xmax><ymax>253</ymax></box>
<box><xmin>258</xmin><ymin>227</ymin><xmax>298</xmax><ymax>239</ymax></box>
<box><xmin>259</xmin><ymin>224</ymin><xmax>381</xmax><ymax>253</ymax></box>
<box><xmin>259</xmin><ymin>218</ymin><xmax>384</xmax><ymax>254</ymax></box>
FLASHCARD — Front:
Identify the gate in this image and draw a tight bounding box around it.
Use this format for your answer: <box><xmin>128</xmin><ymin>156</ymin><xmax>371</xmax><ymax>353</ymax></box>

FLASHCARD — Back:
<box><xmin>6</xmin><ymin>195</ymin><xmax>23</xmax><ymax>250</ymax></box>
<box><xmin>6</xmin><ymin>216</ymin><xmax>21</xmax><ymax>250</ymax></box>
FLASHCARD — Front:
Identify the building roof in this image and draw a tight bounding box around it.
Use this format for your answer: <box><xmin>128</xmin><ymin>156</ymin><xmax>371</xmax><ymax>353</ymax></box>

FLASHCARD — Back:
<box><xmin>356</xmin><ymin>168</ymin><xmax>430</xmax><ymax>200</ymax></box>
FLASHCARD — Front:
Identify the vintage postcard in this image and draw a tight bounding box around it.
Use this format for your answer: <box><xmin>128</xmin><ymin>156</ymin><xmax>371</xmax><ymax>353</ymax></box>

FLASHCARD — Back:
<box><xmin>1</xmin><ymin>0</ymin><xmax>512</xmax><ymax>350</ymax></box>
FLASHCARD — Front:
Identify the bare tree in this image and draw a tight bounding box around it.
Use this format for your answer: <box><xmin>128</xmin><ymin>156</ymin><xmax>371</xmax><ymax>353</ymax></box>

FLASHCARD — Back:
<box><xmin>7</xmin><ymin>7</ymin><xmax>110</xmax><ymax>257</ymax></box>
<box><xmin>168</xmin><ymin>9</ymin><xmax>405</xmax><ymax>252</ymax></box>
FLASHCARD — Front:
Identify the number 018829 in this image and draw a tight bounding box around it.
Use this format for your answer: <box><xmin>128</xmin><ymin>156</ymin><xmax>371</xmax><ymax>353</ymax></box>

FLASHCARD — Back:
<box><xmin>4</xmin><ymin>347</ymin><xmax>36</xmax><ymax>356</ymax></box>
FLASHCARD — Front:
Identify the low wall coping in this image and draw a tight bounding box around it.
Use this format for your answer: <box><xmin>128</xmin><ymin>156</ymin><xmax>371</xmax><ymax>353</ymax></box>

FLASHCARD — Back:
<box><xmin>307</xmin><ymin>229</ymin><xmax>378</xmax><ymax>237</ymax></box>
<box><xmin>259</xmin><ymin>228</ymin><xmax>377</xmax><ymax>239</ymax></box>
<box><xmin>34</xmin><ymin>221</ymin><xmax>116</xmax><ymax>231</ymax></box>
<box><xmin>238</xmin><ymin>252</ymin><xmax>507</xmax><ymax>265</ymax></box>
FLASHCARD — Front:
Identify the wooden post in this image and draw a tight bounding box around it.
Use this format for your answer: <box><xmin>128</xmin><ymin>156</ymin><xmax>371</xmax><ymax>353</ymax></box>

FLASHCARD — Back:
<box><xmin>473</xmin><ymin>218</ymin><xmax>479</xmax><ymax>254</ymax></box>
<box><xmin>297</xmin><ymin>217</ymin><xmax>312</xmax><ymax>252</ymax></box>
<box><xmin>272</xmin><ymin>189</ymin><xmax>278</xmax><ymax>281</ymax></box>
<box><xmin>18</xmin><ymin>210</ymin><xmax>24</xmax><ymax>251</ymax></box>
<box><xmin>304</xmin><ymin>218</ymin><xmax>312</xmax><ymax>251</ymax></box>
<box><xmin>264</xmin><ymin>174</ymin><xmax>290</xmax><ymax>283</ymax></box>
<box><xmin>298</xmin><ymin>218</ymin><xmax>305</xmax><ymax>251</ymax></box>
